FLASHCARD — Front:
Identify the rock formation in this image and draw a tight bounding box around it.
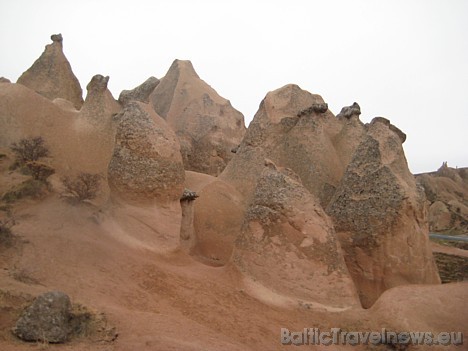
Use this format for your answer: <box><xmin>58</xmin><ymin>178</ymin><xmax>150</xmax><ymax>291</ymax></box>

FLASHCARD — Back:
<box><xmin>231</xmin><ymin>161</ymin><xmax>359</xmax><ymax>308</ymax></box>
<box><xmin>108</xmin><ymin>102</ymin><xmax>185</xmax><ymax>204</ymax></box>
<box><xmin>179</xmin><ymin>188</ymin><xmax>198</xmax><ymax>253</ymax></box>
<box><xmin>79</xmin><ymin>74</ymin><xmax>121</xmax><ymax>129</ymax></box>
<box><xmin>184</xmin><ymin>171</ymin><xmax>245</xmax><ymax>266</ymax></box>
<box><xmin>0</xmin><ymin>77</ymin><xmax>11</xmax><ymax>83</ymax></box>
<box><xmin>150</xmin><ymin>59</ymin><xmax>246</xmax><ymax>176</ymax></box>
<box><xmin>336</xmin><ymin>102</ymin><xmax>361</xmax><ymax>119</ymax></box>
<box><xmin>119</xmin><ymin>76</ymin><xmax>160</xmax><ymax>106</ymax></box>
<box><xmin>327</xmin><ymin>117</ymin><xmax>440</xmax><ymax>308</ymax></box>
<box><xmin>0</xmin><ymin>81</ymin><xmax>119</xmax><ymax>185</ymax></box>
<box><xmin>13</xmin><ymin>291</ymin><xmax>72</xmax><ymax>343</ymax></box>
<box><xmin>220</xmin><ymin>85</ymin><xmax>366</xmax><ymax>207</ymax></box>
<box><xmin>416</xmin><ymin>163</ymin><xmax>468</xmax><ymax>233</ymax></box>
<box><xmin>332</xmin><ymin>101</ymin><xmax>368</xmax><ymax>167</ymax></box>
<box><xmin>17</xmin><ymin>34</ymin><xmax>84</xmax><ymax>109</ymax></box>
<box><xmin>3</xmin><ymin>33</ymin><xmax>465</xmax><ymax>351</ymax></box>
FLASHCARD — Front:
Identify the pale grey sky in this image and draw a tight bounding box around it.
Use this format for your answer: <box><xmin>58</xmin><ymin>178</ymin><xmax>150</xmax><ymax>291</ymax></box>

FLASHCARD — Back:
<box><xmin>1</xmin><ymin>0</ymin><xmax>467</xmax><ymax>173</ymax></box>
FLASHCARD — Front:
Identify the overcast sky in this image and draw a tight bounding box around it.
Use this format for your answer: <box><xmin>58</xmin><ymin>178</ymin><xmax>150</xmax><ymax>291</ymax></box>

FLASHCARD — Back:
<box><xmin>1</xmin><ymin>0</ymin><xmax>466</xmax><ymax>173</ymax></box>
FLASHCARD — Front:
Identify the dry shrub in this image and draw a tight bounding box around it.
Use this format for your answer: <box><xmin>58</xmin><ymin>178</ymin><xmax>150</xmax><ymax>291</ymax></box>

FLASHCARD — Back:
<box><xmin>10</xmin><ymin>137</ymin><xmax>49</xmax><ymax>165</ymax></box>
<box><xmin>61</xmin><ymin>173</ymin><xmax>101</xmax><ymax>203</ymax></box>
<box><xmin>1</xmin><ymin>179</ymin><xmax>48</xmax><ymax>203</ymax></box>
<box><xmin>25</xmin><ymin>161</ymin><xmax>55</xmax><ymax>181</ymax></box>
<box><xmin>0</xmin><ymin>216</ymin><xmax>15</xmax><ymax>247</ymax></box>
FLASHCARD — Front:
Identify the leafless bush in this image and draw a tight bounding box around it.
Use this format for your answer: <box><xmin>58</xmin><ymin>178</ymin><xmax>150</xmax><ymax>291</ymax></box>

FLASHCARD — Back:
<box><xmin>61</xmin><ymin>173</ymin><xmax>101</xmax><ymax>202</ymax></box>
<box><xmin>25</xmin><ymin>161</ymin><xmax>55</xmax><ymax>181</ymax></box>
<box><xmin>0</xmin><ymin>216</ymin><xmax>15</xmax><ymax>247</ymax></box>
<box><xmin>2</xmin><ymin>179</ymin><xmax>48</xmax><ymax>203</ymax></box>
<box><xmin>10</xmin><ymin>137</ymin><xmax>49</xmax><ymax>165</ymax></box>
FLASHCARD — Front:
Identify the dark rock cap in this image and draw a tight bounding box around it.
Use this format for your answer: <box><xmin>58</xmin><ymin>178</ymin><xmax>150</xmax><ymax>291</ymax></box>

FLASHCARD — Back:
<box><xmin>50</xmin><ymin>33</ymin><xmax>63</xmax><ymax>44</ymax></box>
<box><xmin>337</xmin><ymin>102</ymin><xmax>361</xmax><ymax>119</ymax></box>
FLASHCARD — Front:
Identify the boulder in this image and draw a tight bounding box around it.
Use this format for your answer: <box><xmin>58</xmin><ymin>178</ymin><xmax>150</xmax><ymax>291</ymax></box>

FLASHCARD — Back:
<box><xmin>108</xmin><ymin>102</ymin><xmax>185</xmax><ymax>204</ymax></box>
<box><xmin>150</xmin><ymin>59</ymin><xmax>246</xmax><ymax>176</ymax></box>
<box><xmin>327</xmin><ymin>117</ymin><xmax>440</xmax><ymax>308</ymax></box>
<box><xmin>0</xmin><ymin>77</ymin><xmax>11</xmax><ymax>83</ymax></box>
<box><xmin>119</xmin><ymin>76</ymin><xmax>160</xmax><ymax>106</ymax></box>
<box><xmin>231</xmin><ymin>161</ymin><xmax>359</xmax><ymax>308</ymax></box>
<box><xmin>17</xmin><ymin>34</ymin><xmax>83</xmax><ymax>109</ymax></box>
<box><xmin>13</xmin><ymin>291</ymin><xmax>71</xmax><ymax>343</ymax></box>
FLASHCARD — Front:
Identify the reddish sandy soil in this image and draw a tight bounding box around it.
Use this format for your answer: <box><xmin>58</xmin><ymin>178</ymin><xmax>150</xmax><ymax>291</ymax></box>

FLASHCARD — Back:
<box><xmin>0</xmin><ymin>193</ymin><xmax>467</xmax><ymax>351</ymax></box>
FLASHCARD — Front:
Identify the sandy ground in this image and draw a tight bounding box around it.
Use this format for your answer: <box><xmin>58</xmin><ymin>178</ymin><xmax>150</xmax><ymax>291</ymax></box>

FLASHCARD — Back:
<box><xmin>0</xmin><ymin>194</ymin><xmax>467</xmax><ymax>351</ymax></box>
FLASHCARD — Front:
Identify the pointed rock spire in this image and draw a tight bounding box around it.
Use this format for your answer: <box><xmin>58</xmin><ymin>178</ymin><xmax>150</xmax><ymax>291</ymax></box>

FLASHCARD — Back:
<box><xmin>108</xmin><ymin>102</ymin><xmax>185</xmax><ymax>204</ymax></box>
<box><xmin>17</xmin><ymin>34</ymin><xmax>84</xmax><ymax>109</ymax></box>
<box><xmin>149</xmin><ymin>59</ymin><xmax>246</xmax><ymax>176</ymax></box>
<box><xmin>80</xmin><ymin>74</ymin><xmax>121</xmax><ymax>128</ymax></box>
<box><xmin>327</xmin><ymin>117</ymin><xmax>440</xmax><ymax>307</ymax></box>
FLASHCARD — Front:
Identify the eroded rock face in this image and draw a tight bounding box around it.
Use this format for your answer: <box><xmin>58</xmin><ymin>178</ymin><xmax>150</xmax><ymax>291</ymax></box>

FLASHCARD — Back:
<box><xmin>182</xmin><ymin>171</ymin><xmax>245</xmax><ymax>266</ymax></box>
<box><xmin>150</xmin><ymin>59</ymin><xmax>246</xmax><ymax>176</ymax></box>
<box><xmin>13</xmin><ymin>291</ymin><xmax>71</xmax><ymax>343</ymax></box>
<box><xmin>327</xmin><ymin>117</ymin><xmax>440</xmax><ymax>308</ymax></box>
<box><xmin>79</xmin><ymin>74</ymin><xmax>121</xmax><ymax>129</ymax></box>
<box><xmin>108</xmin><ymin>102</ymin><xmax>185</xmax><ymax>204</ymax></box>
<box><xmin>17</xmin><ymin>34</ymin><xmax>83</xmax><ymax>109</ymax></box>
<box><xmin>221</xmin><ymin>84</ymin><xmax>366</xmax><ymax>207</ymax></box>
<box><xmin>119</xmin><ymin>76</ymin><xmax>160</xmax><ymax>106</ymax></box>
<box><xmin>0</xmin><ymin>84</ymin><xmax>106</xmax><ymax>182</ymax></box>
<box><xmin>416</xmin><ymin>163</ymin><xmax>468</xmax><ymax>234</ymax></box>
<box><xmin>231</xmin><ymin>161</ymin><xmax>359</xmax><ymax>308</ymax></box>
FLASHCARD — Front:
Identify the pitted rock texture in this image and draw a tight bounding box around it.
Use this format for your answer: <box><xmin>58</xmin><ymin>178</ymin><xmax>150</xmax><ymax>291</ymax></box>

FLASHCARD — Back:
<box><xmin>17</xmin><ymin>34</ymin><xmax>83</xmax><ymax>109</ymax></box>
<box><xmin>232</xmin><ymin>162</ymin><xmax>359</xmax><ymax>308</ymax></box>
<box><xmin>150</xmin><ymin>59</ymin><xmax>245</xmax><ymax>176</ymax></box>
<box><xmin>108</xmin><ymin>102</ymin><xmax>185</xmax><ymax>204</ymax></box>
<box><xmin>327</xmin><ymin>117</ymin><xmax>440</xmax><ymax>308</ymax></box>
<box><xmin>221</xmin><ymin>84</ymin><xmax>366</xmax><ymax>207</ymax></box>
<box><xmin>119</xmin><ymin>76</ymin><xmax>160</xmax><ymax>106</ymax></box>
<box><xmin>13</xmin><ymin>291</ymin><xmax>71</xmax><ymax>343</ymax></box>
